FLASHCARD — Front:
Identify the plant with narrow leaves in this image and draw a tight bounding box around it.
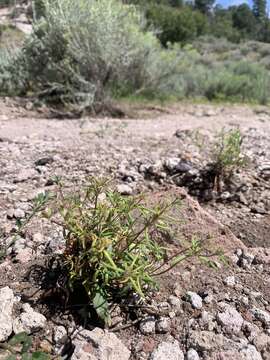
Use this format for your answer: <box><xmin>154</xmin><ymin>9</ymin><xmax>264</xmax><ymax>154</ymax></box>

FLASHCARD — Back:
<box><xmin>43</xmin><ymin>177</ymin><xmax>216</xmax><ymax>324</ymax></box>
<box><xmin>0</xmin><ymin>191</ymin><xmax>51</xmax><ymax>263</ymax></box>
<box><xmin>0</xmin><ymin>332</ymin><xmax>50</xmax><ymax>360</ymax></box>
<box><xmin>212</xmin><ymin>128</ymin><xmax>246</xmax><ymax>191</ymax></box>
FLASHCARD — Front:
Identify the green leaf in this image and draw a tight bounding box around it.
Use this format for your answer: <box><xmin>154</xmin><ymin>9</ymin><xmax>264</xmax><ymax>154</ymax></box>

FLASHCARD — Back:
<box><xmin>32</xmin><ymin>351</ymin><xmax>50</xmax><ymax>360</ymax></box>
<box><xmin>8</xmin><ymin>332</ymin><xmax>32</xmax><ymax>353</ymax></box>
<box><xmin>93</xmin><ymin>291</ymin><xmax>110</xmax><ymax>325</ymax></box>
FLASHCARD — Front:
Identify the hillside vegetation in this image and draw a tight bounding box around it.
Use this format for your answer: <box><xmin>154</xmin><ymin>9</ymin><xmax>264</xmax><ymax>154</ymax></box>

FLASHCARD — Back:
<box><xmin>1</xmin><ymin>0</ymin><xmax>270</xmax><ymax>111</ymax></box>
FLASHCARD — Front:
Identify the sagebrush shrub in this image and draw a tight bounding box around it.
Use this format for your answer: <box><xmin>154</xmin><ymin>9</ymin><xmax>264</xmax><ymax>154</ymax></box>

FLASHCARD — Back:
<box><xmin>10</xmin><ymin>0</ymin><xmax>182</xmax><ymax>110</ymax></box>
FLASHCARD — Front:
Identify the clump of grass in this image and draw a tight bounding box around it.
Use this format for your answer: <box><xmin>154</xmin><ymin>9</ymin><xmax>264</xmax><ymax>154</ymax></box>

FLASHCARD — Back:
<box><xmin>212</xmin><ymin>128</ymin><xmax>246</xmax><ymax>191</ymax></box>
<box><xmin>43</xmin><ymin>177</ymin><xmax>210</xmax><ymax>324</ymax></box>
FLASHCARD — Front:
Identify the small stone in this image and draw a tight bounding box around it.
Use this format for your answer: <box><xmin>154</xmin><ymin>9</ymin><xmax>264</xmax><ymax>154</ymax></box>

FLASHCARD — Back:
<box><xmin>203</xmin><ymin>293</ymin><xmax>214</xmax><ymax>304</ymax></box>
<box><xmin>13</xmin><ymin>208</ymin><xmax>25</xmax><ymax>219</ymax></box>
<box><xmin>186</xmin><ymin>348</ymin><xmax>200</xmax><ymax>360</ymax></box>
<box><xmin>253</xmin><ymin>333</ymin><xmax>270</xmax><ymax>352</ymax></box>
<box><xmin>150</xmin><ymin>341</ymin><xmax>184</xmax><ymax>360</ymax></box>
<box><xmin>35</xmin><ymin>157</ymin><xmax>54</xmax><ymax>166</ymax></box>
<box><xmin>186</xmin><ymin>291</ymin><xmax>203</xmax><ymax>310</ymax></box>
<box><xmin>168</xmin><ymin>295</ymin><xmax>181</xmax><ymax>314</ymax></box>
<box><xmin>0</xmin><ymin>287</ymin><xmax>15</xmax><ymax>342</ymax></box>
<box><xmin>140</xmin><ymin>316</ymin><xmax>156</xmax><ymax>335</ymax></box>
<box><xmin>155</xmin><ymin>318</ymin><xmax>170</xmax><ymax>333</ymax></box>
<box><xmin>224</xmin><ymin>276</ymin><xmax>236</xmax><ymax>287</ymax></box>
<box><xmin>252</xmin><ymin>308</ymin><xmax>270</xmax><ymax>327</ymax></box>
<box><xmin>217</xmin><ymin>305</ymin><xmax>244</xmax><ymax>335</ymax></box>
<box><xmin>13</xmin><ymin>303</ymin><xmax>46</xmax><ymax>334</ymax></box>
<box><xmin>188</xmin><ymin>330</ymin><xmax>224</xmax><ymax>352</ymax></box>
<box><xmin>116</xmin><ymin>184</ymin><xmax>133</xmax><ymax>195</ymax></box>
<box><xmin>54</xmin><ymin>325</ymin><xmax>68</xmax><ymax>344</ymax></box>
<box><xmin>15</xmin><ymin>248</ymin><xmax>33</xmax><ymax>264</ymax></box>
<box><xmin>71</xmin><ymin>328</ymin><xmax>130</xmax><ymax>360</ymax></box>
<box><xmin>240</xmin><ymin>344</ymin><xmax>263</xmax><ymax>360</ymax></box>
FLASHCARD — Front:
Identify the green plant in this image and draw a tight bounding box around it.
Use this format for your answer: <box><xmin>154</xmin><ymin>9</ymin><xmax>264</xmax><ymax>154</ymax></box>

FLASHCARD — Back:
<box><xmin>44</xmin><ymin>178</ymin><xmax>207</xmax><ymax>324</ymax></box>
<box><xmin>0</xmin><ymin>192</ymin><xmax>51</xmax><ymax>263</ymax></box>
<box><xmin>212</xmin><ymin>128</ymin><xmax>246</xmax><ymax>190</ymax></box>
<box><xmin>0</xmin><ymin>332</ymin><xmax>49</xmax><ymax>360</ymax></box>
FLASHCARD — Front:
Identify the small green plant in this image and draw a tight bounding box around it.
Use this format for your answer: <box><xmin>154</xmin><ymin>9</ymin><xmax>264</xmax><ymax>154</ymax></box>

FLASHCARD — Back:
<box><xmin>0</xmin><ymin>192</ymin><xmax>51</xmax><ymax>263</ymax></box>
<box><xmin>0</xmin><ymin>332</ymin><xmax>49</xmax><ymax>360</ymax></box>
<box><xmin>212</xmin><ymin>128</ymin><xmax>246</xmax><ymax>191</ymax></box>
<box><xmin>44</xmin><ymin>178</ymin><xmax>208</xmax><ymax>324</ymax></box>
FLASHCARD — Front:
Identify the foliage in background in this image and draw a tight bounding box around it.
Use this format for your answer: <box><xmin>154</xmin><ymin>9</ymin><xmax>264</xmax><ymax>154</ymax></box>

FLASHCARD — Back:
<box><xmin>1</xmin><ymin>0</ymin><xmax>270</xmax><ymax>107</ymax></box>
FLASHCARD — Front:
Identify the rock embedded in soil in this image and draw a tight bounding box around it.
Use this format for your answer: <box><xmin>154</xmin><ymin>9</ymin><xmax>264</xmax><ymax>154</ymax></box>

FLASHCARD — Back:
<box><xmin>0</xmin><ymin>287</ymin><xmax>15</xmax><ymax>342</ymax></box>
<box><xmin>116</xmin><ymin>183</ymin><xmax>133</xmax><ymax>195</ymax></box>
<box><xmin>13</xmin><ymin>303</ymin><xmax>46</xmax><ymax>334</ymax></box>
<box><xmin>150</xmin><ymin>341</ymin><xmax>184</xmax><ymax>360</ymax></box>
<box><xmin>216</xmin><ymin>305</ymin><xmax>244</xmax><ymax>335</ymax></box>
<box><xmin>139</xmin><ymin>316</ymin><xmax>156</xmax><ymax>335</ymax></box>
<box><xmin>155</xmin><ymin>317</ymin><xmax>170</xmax><ymax>333</ymax></box>
<box><xmin>188</xmin><ymin>330</ymin><xmax>224</xmax><ymax>352</ymax></box>
<box><xmin>71</xmin><ymin>328</ymin><xmax>130</xmax><ymax>360</ymax></box>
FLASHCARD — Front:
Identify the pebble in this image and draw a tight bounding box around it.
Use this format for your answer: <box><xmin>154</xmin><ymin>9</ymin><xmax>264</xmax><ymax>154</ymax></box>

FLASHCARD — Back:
<box><xmin>186</xmin><ymin>348</ymin><xmax>200</xmax><ymax>360</ymax></box>
<box><xmin>116</xmin><ymin>184</ymin><xmax>133</xmax><ymax>195</ymax></box>
<box><xmin>224</xmin><ymin>276</ymin><xmax>236</xmax><ymax>287</ymax></box>
<box><xmin>155</xmin><ymin>318</ymin><xmax>170</xmax><ymax>333</ymax></box>
<box><xmin>187</xmin><ymin>291</ymin><xmax>203</xmax><ymax>309</ymax></box>
<box><xmin>217</xmin><ymin>305</ymin><xmax>244</xmax><ymax>335</ymax></box>
<box><xmin>150</xmin><ymin>341</ymin><xmax>184</xmax><ymax>360</ymax></box>
<box><xmin>140</xmin><ymin>317</ymin><xmax>156</xmax><ymax>335</ymax></box>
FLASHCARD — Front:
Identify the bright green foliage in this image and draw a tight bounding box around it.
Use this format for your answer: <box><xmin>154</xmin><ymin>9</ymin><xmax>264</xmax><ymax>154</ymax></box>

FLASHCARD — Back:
<box><xmin>45</xmin><ymin>178</ymin><xmax>203</xmax><ymax>324</ymax></box>
<box><xmin>2</xmin><ymin>332</ymin><xmax>49</xmax><ymax>360</ymax></box>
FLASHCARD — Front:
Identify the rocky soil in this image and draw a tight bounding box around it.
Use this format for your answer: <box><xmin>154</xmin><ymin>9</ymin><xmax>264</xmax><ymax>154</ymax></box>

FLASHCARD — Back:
<box><xmin>0</xmin><ymin>98</ymin><xmax>270</xmax><ymax>359</ymax></box>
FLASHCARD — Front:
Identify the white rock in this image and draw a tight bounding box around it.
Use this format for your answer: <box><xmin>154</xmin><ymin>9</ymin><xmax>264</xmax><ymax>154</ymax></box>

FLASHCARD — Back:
<box><xmin>13</xmin><ymin>208</ymin><xmax>25</xmax><ymax>219</ymax></box>
<box><xmin>116</xmin><ymin>184</ymin><xmax>133</xmax><ymax>195</ymax></box>
<box><xmin>53</xmin><ymin>325</ymin><xmax>68</xmax><ymax>344</ymax></box>
<box><xmin>168</xmin><ymin>295</ymin><xmax>181</xmax><ymax>312</ymax></box>
<box><xmin>13</xmin><ymin>303</ymin><xmax>46</xmax><ymax>334</ymax></box>
<box><xmin>186</xmin><ymin>348</ymin><xmax>200</xmax><ymax>360</ymax></box>
<box><xmin>150</xmin><ymin>341</ymin><xmax>184</xmax><ymax>360</ymax></box>
<box><xmin>140</xmin><ymin>316</ymin><xmax>156</xmax><ymax>335</ymax></box>
<box><xmin>155</xmin><ymin>318</ymin><xmax>170</xmax><ymax>333</ymax></box>
<box><xmin>224</xmin><ymin>276</ymin><xmax>236</xmax><ymax>287</ymax></box>
<box><xmin>240</xmin><ymin>344</ymin><xmax>263</xmax><ymax>360</ymax></box>
<box><xmin>0</xmin><ymin>287</ymin><xmax>15</xmax><ymax>342</ymax></box>
<box><xmin>71</xmin><ymin>328</ymin><xmax>130</xmax><ymax>360</ymax></box>
<box><xmin>217</xmin><ymin>305</ymin><xmax>244</xmax><ymax>335</ymax></box>
<box><xmin>187</xmin><ymin>291</ymin><xmax>203</xmax><ymax>310</ymax></box>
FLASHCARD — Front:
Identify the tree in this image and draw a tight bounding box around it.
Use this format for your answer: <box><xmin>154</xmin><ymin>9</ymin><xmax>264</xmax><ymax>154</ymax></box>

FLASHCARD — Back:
<box><xmin>253</xmin><ymin>0</ymin><xmax>267</xmax><ymax>21</ymax></box>
<box><xmin>194</xmin><ymin>0</ymin><xmax>215</xmax><ymax>14</ymax></box>
<box><xmin>231</xmin><ymin>4</ymin><xmax>256</xmax><ymax>37</ymax></box>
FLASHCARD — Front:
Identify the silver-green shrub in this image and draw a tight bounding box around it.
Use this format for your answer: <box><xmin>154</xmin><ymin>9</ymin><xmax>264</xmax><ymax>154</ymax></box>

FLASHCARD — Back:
<box><xmin>12</xmin><ymin>0</ymin><xmax>182</xmax><ymax>109</ymax></box>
